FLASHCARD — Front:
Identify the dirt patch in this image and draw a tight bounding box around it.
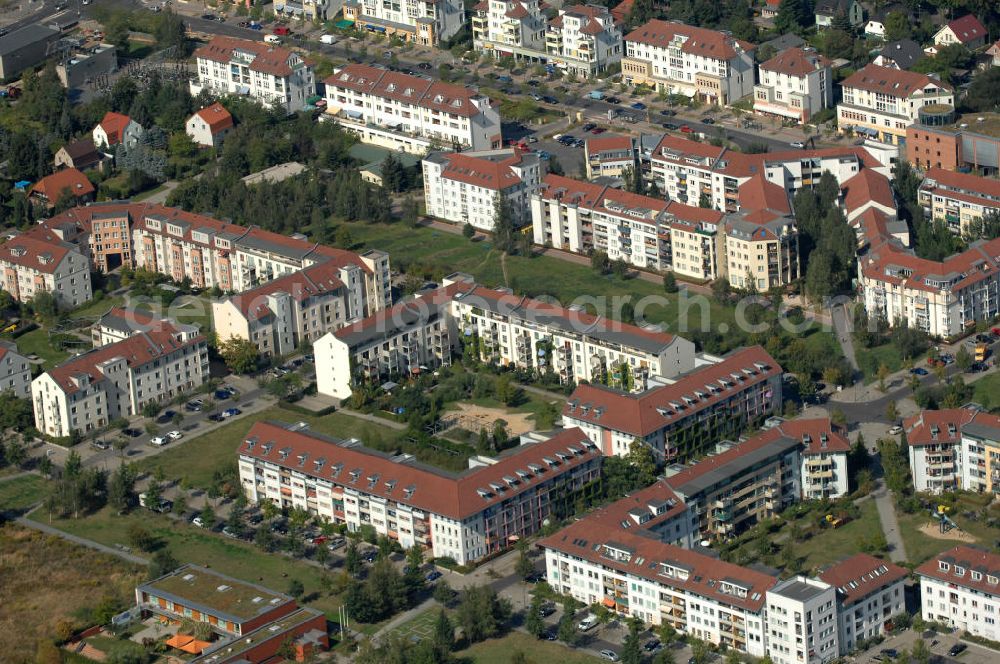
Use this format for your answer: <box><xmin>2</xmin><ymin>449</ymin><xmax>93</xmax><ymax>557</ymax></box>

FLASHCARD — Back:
<box><xmin>918</xmin><ymin>522</ymin><xmax>978</xmax><ymax>542</ymax></box>
<box><xmin>447</xmin><ymin>403</ymin><xmax>535</xmax><ymax>437</ymax></box>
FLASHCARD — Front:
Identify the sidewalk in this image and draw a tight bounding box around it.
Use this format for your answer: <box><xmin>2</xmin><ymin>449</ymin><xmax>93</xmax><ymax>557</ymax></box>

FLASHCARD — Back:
<box><xmin>17</xmin><ymin>511</ymin><xmax>150</xmax><ymax>566</ymax></box>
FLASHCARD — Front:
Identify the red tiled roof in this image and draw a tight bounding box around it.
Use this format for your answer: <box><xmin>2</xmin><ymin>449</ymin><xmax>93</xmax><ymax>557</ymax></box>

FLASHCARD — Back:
<box><xmin>842</xmin><ymin>168</ymin><xmax>895</xmax><ymax>215</ymax></box>
<box><xmin>775</xmin><ymin>418</ymin><xmax>851</xmax><ymax>455</ymax></box>
<box><xmin>326</xmin><ymin>64</ymin><xmax>492</xmax><ymax>118</ymax></box>
<box><xmin>563</xmin><ymin>346</ymin><xmax>781</xmax><ymax>437</ymax></box>
<box><xmin>610</xmin><ymin>0</ymin><xmax>633</xmax><ymax>22</ymax></box>
<box><xmin>97</xmin><ymin>112</ymin><xmax>133</xmax><ymax>145</ymax></box>
<box><xmin>194</xmin><ymin>36</ymin><xmax>303</xmax><ymax>77</ymax></box>
<box><xmin>861</xmin><ymin>236</ymin><xmax>1000</xmax><ymax>296</ymax></box>
<box><xmin>903</xmin><ymin>408</ymin><xmax>975</xmax><ymax>447</ymax></box>
<box><xmin>738</xmin><ymin>174</ymin><xmax>791</xmax><ymax>214</ymax></box>
<box><xmin>47</xmin><ymin>328</ymin><xmax>204</xmax><ymax>396</ymax></box>
<box><xmin>439</xmin><ymin>152</ymin><xmax>524</xmax><ymax>191</ymax></box>
<box><xmin>239</xmin><ymin>422</ymin><xmax>601</xmax><ymax>520</ymax></box>
<box><xmin>506</xmin><ymin>3</ymin><xmax>528</xmax><ymax>18</ymax></box>
<box><xmin>0</xmin><ymin>228</ymin><xmax>76</xmax><ymax>274</ymax></box>
<box><xmin>537</xmin><ymin>173</ymin><xmax>608</xmax><ymax>207</ymax></box>
<box><xmin>819</xmin><ymin>554</ymin><xmax>908</xmax><ymax>607</ymax></box>
<box><xmin>625</xmin><ymin>19</ymin><xmax>754</xmax><ymax>60</ymax></box>
<box><xmin>664</xmin><ymin>200</ymin><xmax>723</xmax><ymax>225</ymax></box>
<box><xmin>192</xmin><ymin>102</ymin><xmax>234</xmax><ymax>134</ymax></box>
<box><xmin>228</xmin><ymin>262</ymin><xmax>346</xmax><ymax>321</ymax></box>
<box><xmin>917</xmin><ymin>546</ymin><xmax>1000</xmax><ymax>597</ymax></box>
<box><xmin>585</xmin><ymin>134</ymin><xmax>633</xmax><ymax>158</ymax></box>
<box><xmin>922</xmin><ymin>167</ymin><xmax>1000</xmax><ymax>203</ymax></box>
<box><xmin>759</xmin><ymin>47</ymin><xmax>832</xmax><ymax>77</ymax></box>
<box><xmin>30</xmin><ymin>168</ymin><xmax>95</xmax><ymax>203</ymax></box>
<box><xmin>841</xmin><ymin>64</ymin><xmax>952</xmax><ymax>97</ymax></box>
<box><xmin>944</xmin><ymin>14</ymin><xmax>986</xmax><ymax>44</ymax></box>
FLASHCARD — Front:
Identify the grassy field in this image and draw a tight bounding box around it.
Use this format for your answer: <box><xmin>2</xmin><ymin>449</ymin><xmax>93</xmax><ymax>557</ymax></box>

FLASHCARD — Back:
<box><xmin>896</xmin><ymin>492</ymin><xmax>1000</xmax><ymax>565</ymax></box>
<box><xmin>855</xmin><ymin>343</ymin><xmax>908</xmax><ymax>383</ymax></box>
<box><xmin>29</xmin><ymin>507</ymin><xmax>345</xmax><ymax>617</ymax></box>
<box><xmin>0</xmin><ymin>524</ymin><xmax>145</xmax><ymax>664</ymax></box>
<box><xmin>973</xmin><ymin>373</ymin><xmax>1000</xmax><ymax>411</ymax></box>
<box><xmin>387</xmin><ymin>607</ymin><xmax>441</xmax><ymax>642</ymax></box>
<box><xmin>795</xmin><ymin>500</ymin><xmax>884</xmax><ymax>572</ymax></box>
<box><xmin>0</xmin><ymin>474</ymin><xmax>50</xmax><ymax>514</ymax></box>
<box><xmin>14</xmin><ymin>327</ymin><xmax>70</xmax><ymax>369</ymax></box>
<box><xmin>137</xmin><ymin>406</ymin><xmax>406</xmax><ymax>489</ymax></box>
<box><xmin>170</xmin><ymin>293</ymin><xmax>216</xmax><ymax>333</ymax></box>
<box><xmin>454</xmin><ymin>631</ymin><xmax>601</xmax><ymax>663</ymax></box>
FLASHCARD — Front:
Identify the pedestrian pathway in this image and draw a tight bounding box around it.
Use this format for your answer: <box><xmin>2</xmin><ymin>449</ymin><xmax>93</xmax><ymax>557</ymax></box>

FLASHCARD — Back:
<box><xmin>340</xmin><ymin>408</ymin><xmax>407</xmax><ymax>430</ymax></box>
<box><xmin>17</xmin><ymin>510</ymin><xmax>150</xmax><ymax>566</ymax></box>
<box><xmin>871</xmin><ymin>480</ymin><xmax>909</xmax><ymax>563</ymax></box>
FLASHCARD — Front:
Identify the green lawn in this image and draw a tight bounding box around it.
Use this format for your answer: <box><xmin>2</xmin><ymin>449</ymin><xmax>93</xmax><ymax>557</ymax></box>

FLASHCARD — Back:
<box><xmin>896</xmin><ymin>492</ymin><xmax>1000</xmax><ymax>565</ymax></box>
<box><xmin>795</xmin><ymin>500</ymin><xmax>884</xmax><ymax>571</ymax></box>
<box><xmin>387</xmin><ymin>608</ymin><xmax>441</xmax><ymax>642</ymax></box>
<box><xmin>14</xmin><ymin>328</ymin><xmax>69</xmax><ymax>369</ymax></box>
<box><xmin>29</xmin><ymin>507</ymin><xmax>344</xmax><ymax>617</ymax></box>
<box><xmin>455</xmin><ymin>631</ymin><xmax>601</xmax><ymax>663</ymax></box>
<box><xmin>973</xmin><ymin>373</ymin><xmax>1000</xmax><ymax>411</ymax></box>
<box><xmin>170</xmin><ymin>293</ymin><xmax>216</xmax><ymax>333</ymax></box>
<box><xmin>896</xmin><ymin>511</ymin><xmax>961</xmax><ymax>565</ymax></box>
<box><xmin>137</xmin><ymin>406</ymin><xmax>405</xmax><ymax>490</ymax></box>
<box><xmin>855</xmin><ymin>343</ymin><xmax>907</xmax><ymax>383</ymax></box>
<box><xmin>0</xmin><ymin>475</ymin><xmax>49</xmax><ymax>513</ymax></box>
<box><xmin>69</xmin><ymin>294</ymin><xmax>126</xmax><ymax>320</ymax></box>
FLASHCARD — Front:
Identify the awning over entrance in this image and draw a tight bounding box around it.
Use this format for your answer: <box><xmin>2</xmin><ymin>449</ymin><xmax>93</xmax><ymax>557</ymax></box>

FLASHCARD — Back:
<box><xmin>602</xmin><ymin>596</ymin><xmax>616</xmax><ymax>608</ymax></box>
<box><xmin>365</xmin><ymin>24</ymin><xmax>387</xmax><ymax>32</ymax></box>
<box><xmin>335</xmin><ymin>19</ymin><xmax>355</xmax><ymax>29</ymax></box>
<box><xmin>164</xmin><ymin>634</ymin><xmax>211</xmax><ymax>655</ymax></box>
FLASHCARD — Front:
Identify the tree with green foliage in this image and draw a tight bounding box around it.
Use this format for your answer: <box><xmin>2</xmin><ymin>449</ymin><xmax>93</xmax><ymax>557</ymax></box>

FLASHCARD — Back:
<box><xmin>775</xmin><ymin>0</ymin><xmax>811</xmax><ymax>34</ymax></box>
<box><xmin>492</xmin><ymin>197</ymin><xmax>519</xmax><ymax>255</ymax></box>
<box><xmin>965</xmin><ymin>68</ymin><xmax>1000</xmax><ymax>113</ymax></box>
<box><xmin>455</xmin><ymin>585</ymin><xmax>512</xmax><ymax>644</ymax></box>
<box><xmin>591</xmin><ymin>249</ymin><xmax>611</xmax><ymax>275</ymax></box>
<box><xmin>218</xmin><ymin>336</ymin><xmax>259</xmax><ymax>374</ymax></box>
<box><xmin>515</xmin><ymin>540</ymin><xmax>535</xmax><ymax>579</ymax></box>
<box><xmin>956</xmin><ymin>344</ymin><xmax>972</xmax><ymax>371</ymax></box>
<box><xmin>108</xmin><ymin>463</ymin><xmax>135</xmax><ymax>513</ymax></box>
<box><xmin>621</xmin><ymin>618</ymin><xmax>643</xmax><ymax>664</ymax></box>
<box><xmin>433</xmin><ymin>579</ymin><xmax>457</xmax><ymax>606</ymax></box>
<box><xmin>199</xmin><ymin>504</ymin><xmax>215</xmax><ymax>528</ymax></box>
<box><xmin>463</xmin><ymin>222</ymin><xmax>476</xmax><ymax>239</ymax></box>
<box><xmin>345</xmin><ymin>539</ymin><xmax>362</xmax><ymax>576</ymax></box>
<box><xmin>663</xmin><ymin>271</ymin><xmax>678</xmax><ymax>293</ymax></box>
<box><xmin>404</xmin><ymin>545</ymin><xmax>425</xmax><ymax>596</ymax></box>
<box><xmin>525</xmin><ymin>595</ymin><xmax>545</xmax><ymax>638</ymax></box>
<box><xmin>965</xmin><ymin>210</ymin><xmax>1000</xmax><ymax>242</ymax></box>
<box><xmin>883</xmin><ymin>10</ymin><xmax>912</xmax><ymax>41</ymax></box>
<box><xmin>148</xmin><ymin>548</ymin><xmax>180</xmax><ymax>579</ymax></box>
<box><xmin>432</xmin><ymin>609</ymin><xmax>454</xmax><ymax>657</ymax></box>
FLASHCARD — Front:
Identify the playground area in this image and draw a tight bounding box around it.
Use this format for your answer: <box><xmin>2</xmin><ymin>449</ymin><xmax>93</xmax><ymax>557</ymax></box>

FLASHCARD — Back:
<box><xmin>446</xmin><ymin>403</ymin><xmax>537</xmax><ymax>437</ymax></box>
<box><xmin>918</xmin><ymin>522</ymin><xmax>977</xmax><ymax>542</ymax></box>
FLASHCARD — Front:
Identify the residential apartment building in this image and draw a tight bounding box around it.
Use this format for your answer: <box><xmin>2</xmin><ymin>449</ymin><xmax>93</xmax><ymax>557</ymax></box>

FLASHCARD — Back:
<box><xmin>92</xmin><ymin>306</ymin><xmax>200</xmax><ymax>348</ymax></box>
<box><xmin>471</xmin><ymin>2</ymin><xmax>622</xmax><ymax>77</ymax></box>
<box><xmin>720</xmin><ymin>206</ymin><xmax>800</xmax><ymax>292</ymax></box>
<box><xmin>444</xmin><ymin>273</ymin><xmax>696</xmax><ymax>391</ymax></box>
<box><xmin>661</xmin><ymin>418</ymin><xmax>849</xmax><ymax>540</ymax></box>
<box><xmin>315</xmin><ymin>289</ymin><xmax>452</xmax><ymax>400</ymax></box>
<box><xmin>0</xmin><ymin>227</ymin><xmax>92</xmax><ymax>308</ymax></box>
<box><xmin>917</xmin><ymin>546</ymin><xmax>1000</xmax><ymax>640</ymax></box>
<box><xmin>904</xmin><ymin>408</ymin><xmax>977</xmax><ymax>493</ymax></box>
<box><xmin>765</xmin><ymin>577</ymin><xmax>840</xmax><ymax>664</ymax></box>
<box><xmin>422</xmin><ymin>148</ymin><xmax>543</xmax><ymax>230</ymax></box>
<box><xmin>959</xmin><ymin>413</ymin><xmax>1000</xmax><ymax>494</ymax></box>
<box><xmin>238</xmin><ymin>421</ymin><xmax>602</xmax><ymax>564</ymax></box>
<box><xmin>562</xmin><ymin>346</ymin><xmax>782</xmax><ymax>461</ymax></box>
<box><xmin>212</xmin><ymin>253</ymin><xmax>390</xmax><ymax>358</ymax></box>
<box><xmin>323</xmin><ymin>64</ymin><xmax>501</xmax><ymax>154</ymax></box>
<box><xmin>0</xmin><ymin>341</ymin><xmax>31</xmax><ymax>399</ymax></box>
<box><xmin>918</xmin><ymin>168</ymin><xmax>1000</xmax><ymax>237</ymax></box>
<box><xmin>137</xmin><ymin>565</ymin><xmax>328</xmax><ymax>663</ymax></box>
<box><xmin>857</xmin><ymin>235</ymin><xmax>1000</xmax><ymax>337</ymax></box>
<box><xmin>818</xmin><ymin>554</ymin><xmax>908</xmax><ymax>653</ymax></box>
<box><xmin>622</xmin><ymin>20</ymin><xmax>755</xmax><ymax>106</ymax></box>
<box><xmin>837</xmin><ymin>65</ymin><xmax>954</xmax><ymax>146</ymax></box>
<box><xmin>31</xmin><ymin>323</ymin><xmax>209</xmax><ymax>438</ymax></box>
<box><xmin>190</xmin><ymin>36</ymin><xmax>316</xmax><ymax>114</ymax></box>
<box><xmin>341</xmin><ymin>0</ymin><xmax>465</xmax><ymax>45</ymax></box>
<box><xmin>753</xmin><ymin>47</ymin><xmax>833</xmax><ymax>124</ymax></box>
<box><xmin>663</xmin><ymin>202</ymin><xmax>725</xmax><ymax>281</ymax></box>
<box><xmin>585</xmin><ymin>134</ymin><xmax>636</xmax><ymax>179</ymax></box>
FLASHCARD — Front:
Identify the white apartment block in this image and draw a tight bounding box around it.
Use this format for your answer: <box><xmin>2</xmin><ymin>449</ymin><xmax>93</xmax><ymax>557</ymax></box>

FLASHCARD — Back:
<box><xmin>721</xmin><ymin>209</ymin><xmax>800</xmax><ymax>291</ymax></box>
<box><xmin>443</xmin><ymin>273</ymin><xmax>696</xmax><ymax>391</ymax></box>
<box><xmin>0</xmin><ymin>341</ymin><xmax>32</xmax><ymax>399</ymax></box>
<box><xmin>622</xmin><ymin>20</ymin><xmax>755</xmax><ymax>106</ymax></box>
<box><xmin>342</xmin><ymin>0</ymin><xmax>465</xmax><ymax>45</ymax></box>
<box><xmin>765</xmin><ymin>577</ymin><xmax>840</xmax><ymax>664</ymax></box>
<box><xmin>754</xmin><ymin>47</ymin><xmax>833</xmax><ymax>124</ymax></box>
<box><xmin>238</xmin><ymin>421</ymin><xmax>602</xmax><ymax>564</ymax></box>
<box><xmin>563</xmin><ymin>346</ymin><xmax>782</xmax><ymax>461</ymax></box>
<box><xmin>918</xmin><ymin>168</ymin><xmax>1000</xmax><ymax>237</ymax></box>
<box><xmin>818</xmin><ymin>554</ymin><xmax>908</xmax><ymax>653</ymax></box>
<box><xmin>0</xmin><ymin>227</ymin><xmax>92</xmax><ymax>309</ymax></box>
<box><xmin>918</xmin><ymin>546</ymin><xmax>1000</xmax><ymax>641</ymax></box>
<box><xmin>959</xmin><ymin>414</ymin><xmax>1000</xmax><ymax>494</ymax></box>
<box><xmin>837</xmin><ymin>64</ymin><xmax>953</xmax><ymax>146</ymax></box>
<box><xmin>422</xmin><ymin>149</ymin><xmax>543</xmax><ymax>230</ymax></box>
<box><xmin>315</xmin><ymin>291</ymin><xmax>452</xmax><ymax>400</ymax></box>
<box><xmin>323</xmin><ymin>64</ymin><xmax>501</xmax><ymax>155</ymax></box>
<box><xmin>666</xmin><ymin>204</ymin><xmax>724</xmax><ymax>281</ymax></box>
<box><xmin>32</xmin><ymin>324</ymin><xmax>208</xmax><ymax>438</ymax></box>
<box><xmin>190</xmin><ymin>36</ymin><xmax>316</xmax><ymax>114</ymax></box>
<box><xmin>903</xmin><ymin>408</ymin><xmax>1000</xmax><ymax>494</ymax></box>
<box><xmin>472</xmin><ymin>1</ymin><xmax>621</xmax><ymax>77</ymax></box>
<box><xmin>213</xmin><ymin>252</ymin><xmax>390</xmax><ymax>358</ymax></box>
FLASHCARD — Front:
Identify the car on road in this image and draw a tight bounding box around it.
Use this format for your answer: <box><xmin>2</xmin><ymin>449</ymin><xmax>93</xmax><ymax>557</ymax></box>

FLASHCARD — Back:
<box><xmin>185</xmin><ymin>399</ymin><xmax>203</xmax><ymax>412</ymax></box>
<box><xmin>426</xmin><ymin>570</ymin><xmax>443</xmax><ymax>582</ymax></box>
<box><xmin>630</xmin><ymin>102</ymin><xmax>646</xmax><ymax>110</ymax></box>
<box><xmin>948</xmin><ymin>644</ymin><xmax>966</xmax><ymax>656</ymax></box>
<box><xmin>573</xmin><ymin>139</ymin><xmax>585</xmax><ymax>148</ymax></box>
<box><xmin>889</xmin><ymin>425</ymin><xmax>903</xmax><ymax>435</ymax></box>
<box><xmin>910</xmin><ymin>367</ymin><xmax>929</xmax><ymax>375</ymax></box>
<box><xmin>541</xmin><ymin>95</ymin><xmax>558</xmax><ymax>104</ymax></box>
<box><xmin>527</xmin><ymin>79</ymin><xmax>540</xmax><ymax>87</ymax></box>
<box><xmin>662</xmin><ymin>122</ymin><xmax>679</xmax><ymax>130</ymax></box>
<box><xmin>701</xmin><ymin>117</ymin><xmax>715</xmax><ymax>124</ymax></box>
<box><xmin>166</xmin><ymin>430</ymin><xmax>183</xmax><ymax>441</ymax></box>
<box><xmin>880</xmin><ymin>648</ymin><xmax>898</xmax><ymax>659</ymax></box>
<box><xmin>215</xmin><ymin>386</ymin><xmax>237</xmax><ymax>400</ymax></box>
<box><xmin>557</xmin><ymin>135</ymin><xmax>576</xmax><ymax>145</ymax></box>
<box><xmin>222</xmin><ymin>408</ymin><xmax>242</xmax><ymax>418</ymax></box>
<box><xmin>149</xmin><ymin>436</ymin><xmax>167</xmax><ymax>447</ymax></box>
<box><xmin>536</xmin><ymin>150</ymin><xmax>550</xmax><ymax>160</ymax></box>
<box><xmin>123</xmin><ymin>428</ymin><xmax>142</xmax><ymax>437</ymax></box>
<box><xmin>660</xmin><ymin>109</ymin><xmax>676</xmax><ymax>116</ymax></box>
<box><xmin>192</xmin><ymin>516</ymin><xmax>205</xmax><ymax>527</ymax></box>
<box><xmin>600</xmin><ymin>650</ymin><xmax>620</xmax><ymax>662</ymax></box>
<box><xmin>91</xmin><ymin>440</ymin><xmax>110</xmax><ymax>451</ymax></box>
<box><xmin>790</xmin><ymin>141</ymin><xmax>806</xmax><ymax>149</ymax></box>
<box><xmin>605</xmin><ymin>96</ymin><xmax>621</xmax><ymax>104</ymax></box>
<box><xmin>248</xmin><ymin>23</ymin><xmax>263</xmax><ymax>30</ymax></box>
<box><xmin>680</xmin><ymin>125</ymin><xmax>694</xmax><ymax>133</ymax></box>
<box><xmin>525</xmin><ymin>571</ymin><xmax>545</xmax><ymax>583</ymax></box>
<box><xmin>156</xmin><ymin>410</ymin><xmax>177</xmax><ymax>424</ymax></box>
<box><xmin>582</xmin><ymin>123</ymin><xmax>596</xmax><ymax>132</ymax></box>
<box><xmin>200</xmin><ymin>13</ymin><xmax>217</xmax><ymax>20</ymax></box>
<box><xmin>208</xmin><ymin>413</ymin><xmax>225</xmax><ymax>422</ymax></box>
<box><xmin>273</xmin><ymin>25</ymin><xmax>291</xmax><ymax>36</ymax></box>
<box><xmin>417</xmin><ymin>62</ymin><xmax>432</xmax><ymax>69</ymax></box>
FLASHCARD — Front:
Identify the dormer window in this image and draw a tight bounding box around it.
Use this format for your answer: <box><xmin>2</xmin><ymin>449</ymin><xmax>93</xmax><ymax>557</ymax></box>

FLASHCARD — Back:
<box><xmin>972</xmin><ymin>571</ymin><xmax>982</xmax><ymax>581</ymax></box>
<box><xmin>939</xmin><ymin>561</ymin><xmax>950</xmax><ymax>571</ymax></box>
<box><xmin>955</xmin><ymin>566</ymin><xmax>965</xmax><ymax>576</ymax></box>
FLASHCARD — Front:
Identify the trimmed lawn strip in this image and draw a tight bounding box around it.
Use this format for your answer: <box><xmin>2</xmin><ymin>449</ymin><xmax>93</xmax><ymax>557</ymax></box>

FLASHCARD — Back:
<box><xmin>455</xmin><ymin>631</ymin><xmax>601</xmax><ymax>663</ymax></box>
<box><xmin>0</xmin><ymin>474</ymin><xmax>49</xmax><ymax>512</ymax></box>
<box><xmin>70</xmin><ymin>295</ymin><xmax>127</xmax><ymax>320</ymax></box>
<box><xmin>136</xmin><ymin>407</ymin><xmax>406</xmax><ymax>490</ymax></box>
<box><xmin>896</xmin><ymin>511</ymin><xmax>958</xmax><ymax>565</ymax></box>
<box><xmin>15</xmin><ymin>327</ymin><xmax>70</xmax><ymax>369</ymax></box>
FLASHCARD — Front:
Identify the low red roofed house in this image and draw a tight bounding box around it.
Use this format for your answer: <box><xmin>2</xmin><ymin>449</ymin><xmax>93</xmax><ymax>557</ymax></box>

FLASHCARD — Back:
<box><xmin>92</xmin><ymin>111</ymin><xmax>144</xmax><ymax>149</ymax></box>
<box><xmin>185</xmin><ymin>102</ymin><xmax>234</xmax><ymax>148</ymax></box>
<box><xmin>29</xmin><ymin>168</ymin><xmax>95</xmax><ymax>208</ymax></box>
<box><xmin>933</xmin><ymin>14</ymin><xmax>987</xmax><ymax>50</ymax></box>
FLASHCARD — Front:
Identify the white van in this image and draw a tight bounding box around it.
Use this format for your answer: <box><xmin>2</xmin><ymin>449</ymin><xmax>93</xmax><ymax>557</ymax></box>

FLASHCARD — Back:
<box><xmin>320</xmin><ymin>34</ymin><xmax>336</xmax><ymax>45</ymax></box>
<box><xmin>577</xmin><ymin>614</ymin><xmax>598</xmax><ymax>631</ymax></box>
<box><xmin>264</xmin><ymin>34</ymin><xmax>282</xmax><ymax>44</ymax></box>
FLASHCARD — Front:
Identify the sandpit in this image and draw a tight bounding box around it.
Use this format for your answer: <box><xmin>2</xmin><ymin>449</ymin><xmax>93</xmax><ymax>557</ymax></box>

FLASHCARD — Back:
<box><xmin>918</xmin><ymin>522</ymin><xmax>978</xmax><ymax>542</ymax></box>
<box><xmin>448</xmin><ymin>403</ymin><xmax>536</xmax><ymax>436</ymax></box>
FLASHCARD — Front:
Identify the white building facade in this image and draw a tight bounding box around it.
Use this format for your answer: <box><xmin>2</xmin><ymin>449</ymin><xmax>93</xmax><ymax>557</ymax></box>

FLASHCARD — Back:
<box><xmin>754</xmin><ymin>47</ymin><xmax>833</xmax><ymax>124</ymax></box>
<box><xmin>341</xmin><ymin>0</ymin><xmax>465</xmax><ymax>45</ymax></box>
<box><xmin>918</xmin><ymin>546</ymin><xmax>1000</xmax><ymax>641</ymax></box>
<box><xmin>765</xmin><ymin>577</ymin><xmax>840</xmax><ymax>664</ymax></box>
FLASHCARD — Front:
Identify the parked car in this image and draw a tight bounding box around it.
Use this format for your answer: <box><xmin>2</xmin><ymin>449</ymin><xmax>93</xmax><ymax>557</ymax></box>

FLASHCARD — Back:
<box><xmin>605</xmin><ymin>96</ymin><xmax>621</xmax><ymax>104</ymax></box>
<box><xmin>149</xmin><ymin>436</ymin><xmax>167</xmax><ymax>447</ymax></box>
<box><xmin>542</xmin><ymin>629</ymin><xmax>557</xmax><ymax>641</ymax></box>
<box><xmin>222</xmin><ymin>526</ymin><xmax>239</xmax><ymax>538</ymax></box>
<box><xmin>790</xmin><ymin>141</ymin><xmax>806</xmax><ymax>149</ymax></box>
<box><xmin>590</xmin><ymin>127</ymin><xmax>606</xmax><ymax>134</ymax></box>
<box><xmin>273</xmin><ymin>25</ymin><xmax>291</xmax><ymax>35</ymax></box>
<box><xmin>417</xmin><ymin>62</ymin><xmax>432</xmax><ymax>69</ymax></box>
<box><xmin>155</xmin><ymin>410</ymin><xmax>177</xmax><ymax>424</ymax></box>
<box><xmin>91</xmin><ymin>440</ymin><xmax>111</xmax><ymax>450</ymax></box>
<box><xmin>880</xmin><ymin>649</ymin><xmax>898</xmax><ymax>659</ymax></box>
<box><xmin>208</xmin><ymin>413</ymin><xmax>225</xmax><ymax>422</ymax></box>
<box><xmin>582</xmin><ymin>122</ymin><xmax>596</xmax><ymax>132</ymax></box>
<box><xmin>948</xmin><ymin>644</ymin><xmax>966</xmax><ymax>656</ymax></box>
<box><xmin>662</xmin><ymin>122</ymin><xmax>679</xmax><ymax>130</ymax></box>
<box><xmin>192</xmin><ymin>516</ymin><xmax>205</xmax><ymax>527</ymax></box>
<box><xmin>577</xmin><ymin>614</ymin><xmax>598</xmax><ymax>631</ymax></box>
<box><xmin>600</xmin><ymin>650</ymin><xmax>620</xmax><ymax>662</ymax></box>
<box><xmin>889</xmin><ymin>425</ymin><xmax>903</xmax><ymax>435</ymax></box>
<box><xmin>426</xmin><ymin>570</ymin><xmax>442</xmax><ymax>582</ymax></box>
<box><xmin>524</xmin><ymin>571</ymin><xmax>544</xmax><ymax>583</ymax></box>
<box><xmin>968</xmin><ymin>361</ymin><xmax>988</xmax><ymax>373</ymax></box>
<box><xmin>166</xmin><ymin>430</ymin><xmax>183</xmax><ymax>441</ymax></box>
<box><xmin>185</xmin><ymin>399</ymin><xmax>203</xmax><ymax>411</ymax></box>
<box><xmin>644</xmin><ymin>639</ymin><xmax>662</xmax><ymax>652</ymax></box>
<box><xmin>701</xmin><ymin>117</ymin><xmax>715</xmax><ymax>125</ymax></box>
<box><xmin>123</xmin><ymin>428</ymin><xmax>142</xmax><ymax>437</ymax></box>
<box><xmin>541</xmin><ymin>96</ymin><xmax>558</xmax><ymax>104</ymax></box>
<box><xmin>222</xmin><ymin>408</ymin><xmax>242</xmax><ymax>418</ymax></box>
<box><xmin>680</xmin><ymin>125</ymin><xmax>694</xmax><ymax>133</ymax></box>
<box><xmin>910</xmin><ymin>367</ymin><xmax>929</xmax><ymax>375</ymax></box>
<box><xmin>539</xmin><ymin>602</ymin><xmax>556</xmax><ymax>617</ymax></box>
<box><xmin>497</xmin><ymin>75</ymin><xmax>513</xmax><ymax>83</ymax></box>
<box><xmin>362</xmin><ymin>550</ymin><xmax>378</xmax><ymax>563</ymax></box>
<box><xmin>527</xmin><ymin>79</ymin><xmax>540</xmax><ymax>87</ymax></box>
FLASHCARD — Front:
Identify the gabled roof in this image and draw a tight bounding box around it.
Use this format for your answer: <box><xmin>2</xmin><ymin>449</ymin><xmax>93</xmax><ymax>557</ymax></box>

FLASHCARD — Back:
<box><xmin>916</xmin><ymin>546</ymin><xmax>1000</xmax><ymax>597</ymax></box>
<box><xmin>903</xmin><ymin>408</ymin><xmax>975</xmax><ymax>447</ymax></box>
<box><xmin>920</xmin><ymin>168</ymin><xmax>1000</xmax><ymax>206</ymax></box>
<box><xmin>0</xmin><ymin>229</ymin><xmax>77</xmax><ymax>274</ymax></box>
<box><xmin>96</xmin><ymin>112</ymin><xmax>135</xmax><ymax>145</ymax></box>
<box><xmin>842</xmin><ymin>168</ymin><xmax>895</xmax><ymax>215</ymax></box>
<box><xmin>877</xmin><ymin>39</ymin><xmax>924</xmax><ymax>69</ymax></box>
<box><xmin>190</xmin><ymin>102</ymin><xmax>234</xmax><ymax>134</ymax></box>
<box><xmin>59</xmin><ymin>138</ymin><xmax>103</xmax><ymax>167</ymax></box>
<box><xmin>227</xmin><ymin>261</ymin><xmax>346</xmax><ymax>322</ymax></box>
<box><xmin>239</xmin><ymin>422</ymin><xmax>600</xmax><ymax>520</ymax></box>
<box><xmin>819</xmin><ymin>554</ymin><xmax>908</xmax><ymax>607</ymax></box>
<box><xmin>585</xmin><ymin>134</ymin><xmax>634</xmax><ymax>158</ymax></box>
<box><xmin>326</xmin><ymin>64</ymin><xmax>493</xmax><ymax>118</ymax></box>
<box><xmin>841</xmin><ymin>64</ymin><xmax>952</xmax><ymax>98</ymax></box>
<box><xmin>625</xmin><ymin>20</ymin><xmax>753</xmax><ymax>60</ymax></box>
<box><xmin>437</xmin><ymin>151</ymin><xmax>525</xmax><ymax>191</ymax></box>
<box><xmin>759</xmin><ymin>47</ymin><xmax>831</xmax><ymax>77</ymax></box>
<box><xmin>737</xmin><ymin>174</ymin><xmax>791</xmax><ymax>215</ymax></box>
<box><xmin>194</xmin><ymin>35</ymin><xmax>305</xmax><ymax>77</ymax></box>
<box><xmin>941</xmin><ymin>14</ymin><xmax>986</xmax><ymax>44</ymax></box>
<box><xmin>30</xmin><ymin>168</ymin><xmax>95</xmax><ymax>202</ymax></box>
